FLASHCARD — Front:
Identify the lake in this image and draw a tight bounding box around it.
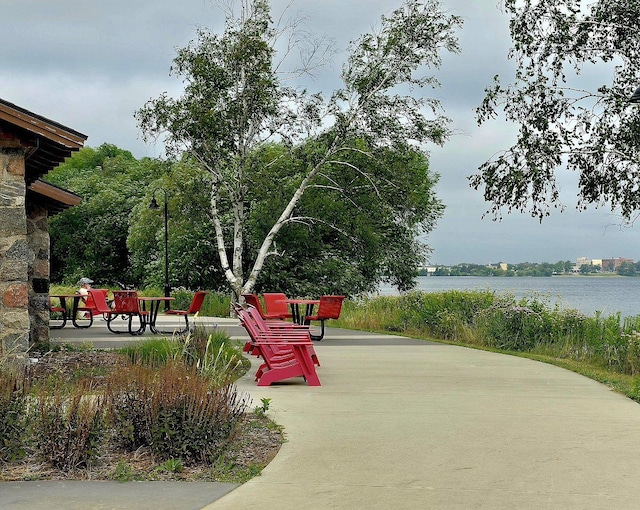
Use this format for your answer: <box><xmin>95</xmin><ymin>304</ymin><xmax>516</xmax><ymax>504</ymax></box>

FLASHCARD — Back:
<box><xmin>378</xmin><ymin>276</ymin><xmax>640</xmax><ymax>319</ymax></box>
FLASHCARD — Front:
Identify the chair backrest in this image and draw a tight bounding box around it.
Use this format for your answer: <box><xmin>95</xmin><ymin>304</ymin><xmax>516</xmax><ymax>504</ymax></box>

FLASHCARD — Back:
<box><xmin>87</xmin><ymin>288</ymin><xmax>113</xmax><ymax>314</ymax></box>
<box><xmin>316</xmin><ymin>295</ymin><xmax>346</xmax><ymax>320</ymax></box>
<box><xmin>187</xmin><ymin>291</ymin><xmax>209</xmax><ymax>314</ymax></box>
<box><xmin>263</xmin><ymin>293</ymin><xmax>291</xmax><ymax>317</ymax></box>
<box><xmin>112</xmin><ymin>290</ymin><xmax>140</xmax><ymax>314</ymax></box>
<box><xmin>242</xmin><ymin>294</ymin><xmax>267</xmax><ymax>318</ymax></box>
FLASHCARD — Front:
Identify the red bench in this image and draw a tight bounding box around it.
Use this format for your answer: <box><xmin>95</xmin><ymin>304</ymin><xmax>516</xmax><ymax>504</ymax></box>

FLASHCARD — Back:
<box><xmin>242</xmin><ymin>293</ymin><xmax>289</xmax><ymax>320</ymax></box>
<box><xmin>262</xmin><ymin>292</ymin><xmax>293</xmax><ymax>320</ymax></box>
<box><xmin>88</xmin><ymin>289</ymin><xmax>147</xmax><ymax>335</ymax></box>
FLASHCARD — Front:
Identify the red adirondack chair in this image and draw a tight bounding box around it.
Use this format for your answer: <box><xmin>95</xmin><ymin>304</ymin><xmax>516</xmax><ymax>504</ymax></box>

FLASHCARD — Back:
<box><xmin>235</xmin><ymin>304</ymin><xmax>321</xmax><ymax>386</ymax></box>
<box><xmin>166</xmin><ymin>291</ymin><xmax>209</xmax><ymax>333</ymax></box>
<box><xmin>304</xmin><ymin>295</ymin><xmax>346</xmax><ymax>341</ymax></box>
<box><xmin>244</xmin><ymin>305</ymin><xmax>319</xmax><ymax>367</ymax></box>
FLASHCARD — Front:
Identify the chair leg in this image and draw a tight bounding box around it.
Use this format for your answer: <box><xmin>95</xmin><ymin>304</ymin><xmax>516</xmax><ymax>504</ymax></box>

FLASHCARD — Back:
<box><xmin>310</xmin><ymin>320</ymin><xmax>325</xmax><ymax>341</ymax></box>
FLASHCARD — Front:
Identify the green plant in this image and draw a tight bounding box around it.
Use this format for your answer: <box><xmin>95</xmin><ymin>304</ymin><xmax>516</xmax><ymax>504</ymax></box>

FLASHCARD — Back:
<box><xmin>155</xmin><ymin>457</ymin><xmax>184</xmax><ymax>474</ymax></box>
<box><xmin>182</xmin><ymin>327</ymin><xmax>247</xmax><ymax>386</ymax></box>
<box><xmin>254</xmin><ymin>397</ymin><xmax>272</xmax><ymax>417</ymax></box>
<box><xmin>106</xmin><ymin>361</ymin><xmax>245</xmax><ymax>465</ymax></box>
<box><xmin>111</xmin><ymin>459</ymin><xmax>134</xmax><ymax>482</ymax></box>
<box><xmin>121</xmin><ymin>338</ymin><xmax>182</xmax><ymax>367</ymax></box>
<box><xmin>0</xmin><ymin>371</ymin><xmax>30</xmax><ymax>462</ymax></box>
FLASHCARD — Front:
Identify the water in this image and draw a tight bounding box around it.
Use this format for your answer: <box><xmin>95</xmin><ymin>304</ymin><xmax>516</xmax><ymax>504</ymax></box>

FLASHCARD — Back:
<box><xmin>378</xmin><ymin>276</ymin><xmax>640</xmax><ymax>319</ymax></box>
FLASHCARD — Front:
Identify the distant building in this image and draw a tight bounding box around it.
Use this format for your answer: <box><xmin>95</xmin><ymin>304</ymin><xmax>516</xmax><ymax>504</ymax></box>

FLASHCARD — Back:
<box><xmin>602</xmin><ymin>258</ymin><xmax>634</xmax><ymax>272</ymax></box>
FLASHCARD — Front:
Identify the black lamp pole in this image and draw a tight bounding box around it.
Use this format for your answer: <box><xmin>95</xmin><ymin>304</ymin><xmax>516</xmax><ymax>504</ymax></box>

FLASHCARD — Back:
<box><xmin>150</xmin><ymin>188</ymin><xmax>170</xmax><ymax>311</ymax></box>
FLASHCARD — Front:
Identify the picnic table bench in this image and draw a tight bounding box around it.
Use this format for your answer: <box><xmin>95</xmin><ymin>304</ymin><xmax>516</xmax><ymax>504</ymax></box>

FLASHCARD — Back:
<box><xmin>88</xmin><ymin>288</ymin><xmax>147</xmax><ymax>335</ymax></box>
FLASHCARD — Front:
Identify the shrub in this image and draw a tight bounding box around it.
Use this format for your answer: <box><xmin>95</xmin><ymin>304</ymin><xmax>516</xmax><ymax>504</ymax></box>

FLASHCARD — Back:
<box><xmin>183</xmin><ymin>328</ymin><xmax>247</xmax><ymax>387</ymax></box>
<box><xmin>475</xmin><ymin>304</ymin><xmax>546</xmax><ymax>351</ymax></box>
<box><xmin>105</xmin><ymin>361</ymin><xmax>245</xmax><ymax>465</ymax></box>
<box><xmin>32</xmin><ymin>384</ymin><xmax>106</xmax><ymax>471</ymax></box>
<box><xmin>0</xmin><ymin>371</ymin><xmax>30</xmax><ymax>462</ymax></box>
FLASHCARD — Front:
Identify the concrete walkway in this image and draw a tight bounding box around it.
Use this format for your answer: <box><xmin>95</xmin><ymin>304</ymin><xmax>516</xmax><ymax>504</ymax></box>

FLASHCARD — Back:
<box><xmin>4</xmin><ymin>317</ymin><xmax>640</xmax><ymax>509</ymax></box>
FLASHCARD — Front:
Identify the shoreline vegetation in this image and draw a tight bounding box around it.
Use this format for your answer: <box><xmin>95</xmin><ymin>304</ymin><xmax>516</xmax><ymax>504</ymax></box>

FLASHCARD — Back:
<box><xmin>422</xmin><ymin>261</ymin><xmax>638</xmax><ymax>277</ymax></box>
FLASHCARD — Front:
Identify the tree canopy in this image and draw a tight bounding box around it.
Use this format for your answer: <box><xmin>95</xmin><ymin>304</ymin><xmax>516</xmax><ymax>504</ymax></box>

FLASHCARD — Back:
<box><xmin>45</xmin><ymin>144</ymin><xmax>160</xmax><ymax>286</ymax></box>
<box><xmin>471</xmin><ymin>0</ymin><xmax>640</xmax><ymax>222</ymax></box>
<box><xmin>136</xmin><ymin>0</ymin><xmax>461</xmax><ymax>298</ymax></box>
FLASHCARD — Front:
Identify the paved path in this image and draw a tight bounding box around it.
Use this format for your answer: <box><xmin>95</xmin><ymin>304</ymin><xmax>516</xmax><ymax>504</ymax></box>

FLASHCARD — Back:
<box><xmin>207</xmin><ymin>334</ymin><xmax>640</xmax><ymax>509</ymax></box>
<box><xmin>5</xmin><ymin>317</ymin><xmax>640</xmax><ymax>509</ymax></box>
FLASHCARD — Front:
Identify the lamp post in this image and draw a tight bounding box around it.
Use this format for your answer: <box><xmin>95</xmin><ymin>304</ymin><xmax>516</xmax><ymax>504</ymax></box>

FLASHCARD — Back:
<box><xmin>149</xmin><ymin>188</ymin><xmax>170</xmax><ymax>311</ymax></box>
<box><xmin>630</xmin><ymin>86</ymin><xmax>640</xmax><ymax>103</ymax></box>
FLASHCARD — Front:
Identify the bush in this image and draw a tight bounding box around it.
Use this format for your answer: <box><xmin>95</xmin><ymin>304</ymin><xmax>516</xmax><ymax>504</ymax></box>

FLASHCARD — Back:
<box><xmin>342</xmin><ymin>291</ymin><xmax>640</xmax><ymax>379</ymax></box>
<box><xmin>105</xmin><ymin>361</ymin><xmax>245</xmax><ymax>464</ymax></box>
<box><xmin>32</xmin><ymin>384</ymin><xmax>106</xmax><ymax>471</ymax></box>
<box><xmin>0</xmin><ymin>371</ymin><xmax>30</xmax><ymax>462</ymax></box>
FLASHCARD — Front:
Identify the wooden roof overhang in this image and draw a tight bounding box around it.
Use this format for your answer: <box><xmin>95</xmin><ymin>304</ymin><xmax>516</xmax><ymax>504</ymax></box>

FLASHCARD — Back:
<box><xmin>0</xmin><ymin>98</ymin><xmax>87</xmax><ymax>185</ymax></box>
<box><xmin>27</xmin><ymin>179</ymin><xmax>82</xmax><ymax>215</ymax></box>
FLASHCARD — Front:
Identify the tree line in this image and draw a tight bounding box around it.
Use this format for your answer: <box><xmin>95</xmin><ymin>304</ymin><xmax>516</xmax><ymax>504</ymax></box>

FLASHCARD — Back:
<box><xmin>426</xmin><ymin>261</ymin><xmax>640</xmax><ymax>277</ymax></box>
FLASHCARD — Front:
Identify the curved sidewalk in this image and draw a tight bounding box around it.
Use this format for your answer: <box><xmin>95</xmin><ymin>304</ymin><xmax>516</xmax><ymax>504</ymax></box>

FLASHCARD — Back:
<box><xmin>208</xmin><ymin>330</ymin><xmax>640</xmax><ymax>510</ymax></box>
<box><xmin>4</xmin><ymin>320</ymin><xmax>640</xmax><ymax>509</ymax></box>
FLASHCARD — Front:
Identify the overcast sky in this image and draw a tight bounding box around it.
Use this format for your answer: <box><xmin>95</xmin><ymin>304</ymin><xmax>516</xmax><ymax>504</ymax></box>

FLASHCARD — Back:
<box><xmin>3</xmin><ymin>0</ymin><xmax>639</xmax><ymax>265</ymax></box>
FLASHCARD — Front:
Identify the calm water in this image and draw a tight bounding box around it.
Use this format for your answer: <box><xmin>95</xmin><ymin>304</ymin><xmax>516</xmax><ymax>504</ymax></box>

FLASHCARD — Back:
<box><xmin>378</xmin><ymin>276</ymin><xmax>640</xmax><ymax>319</ymax></box>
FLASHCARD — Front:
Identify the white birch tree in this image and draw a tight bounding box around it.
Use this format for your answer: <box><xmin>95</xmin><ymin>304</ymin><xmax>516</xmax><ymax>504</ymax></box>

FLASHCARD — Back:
<box><xmin>136</xmin><ymin>0</ymin><xmax>462</xmax><ymax>298</ymax></box>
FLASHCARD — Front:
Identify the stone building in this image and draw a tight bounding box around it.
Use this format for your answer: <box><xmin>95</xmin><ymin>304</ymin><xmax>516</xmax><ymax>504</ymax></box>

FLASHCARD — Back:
<box><xmin>0</xmin><ymin>98</ymin><xmax>86</xmax><ymax>355</ymax></box>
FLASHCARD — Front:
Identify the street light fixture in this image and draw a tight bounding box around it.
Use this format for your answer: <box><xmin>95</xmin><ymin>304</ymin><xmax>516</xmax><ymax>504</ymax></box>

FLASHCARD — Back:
<box><xmin>629</xmin><ymin>86</ymin><xmax>640</xmax><ymax>103</ymax></box>
<box><xmin>149</xmin><ymin>187</ymin><xmax>170</xmax><ymax>311</ymax></box>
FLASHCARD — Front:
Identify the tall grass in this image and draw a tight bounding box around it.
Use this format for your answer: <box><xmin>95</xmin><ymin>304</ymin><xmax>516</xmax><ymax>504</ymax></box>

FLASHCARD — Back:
<box><xmin>0</xmin><ymin>325</ymin><xmax>248</xmax><ymax>474</ymax></box>
<box><xmin>337</xmin><ymin>290</ymin><xmax>640</xmax><ymax>380</ymax></box>
<box><xmin>120</xmin><ymin>327</ymin><xmax>247</xmax><ymax>386</ymax></box>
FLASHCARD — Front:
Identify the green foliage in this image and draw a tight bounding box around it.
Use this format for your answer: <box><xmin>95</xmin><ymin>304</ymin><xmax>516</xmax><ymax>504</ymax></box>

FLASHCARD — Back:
<box><xmin>472</xmin><ymin>0</ymin><xmax>640</xmax><ymax>221</ymax></box>
<box><xmin>253</xmin><ymin>397</ymin><xmax>272</xmax><ymax>417</ymax></box>
<box><xmin>155</xmin><ymin>457</ymin><xmax>184</xmax><ymax>474</ymax></box>
<box><xmin>46</xmin><ymin>144</ymin><xmax>163</xmax><ymax>286</ymax></box>
<box><xmin>120</xmin><ymin>327</ymin><xmax>246</xmax><ymax>384</ymax></box>
<box><xmin>339</xmin><ymin>290</ymin><xmax>640</xmax><ymax>382</ymax></box>
<box><xmin>0</xmin><ymin>339</ymin><xmax>254</xmax><ymax>479</ymax></box>
<box><xmin>135</xmin><ymin>0</ymin><xmax>460</xmax><ymax>298</ymax></box>
<box><xmin>110</xmin><ymin>459</ymin><xmax>135</xmax><ymax>482</ymax></box>
<box><xmin>251</xmin><ymin>142</ymin><xmax>443</xmax><ymax>295</ymax></box>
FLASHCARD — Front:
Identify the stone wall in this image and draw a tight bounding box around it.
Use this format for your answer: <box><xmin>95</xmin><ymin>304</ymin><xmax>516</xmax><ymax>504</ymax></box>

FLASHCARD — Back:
<box><xmin>0</xmin><ymin>144</ymin><xmax>30</xmax><ymax>355</ymax></box>
<box><xmin>28</xmin><ymin>204</ymin><xmax>50</xmax><ymax>346</ymax></box>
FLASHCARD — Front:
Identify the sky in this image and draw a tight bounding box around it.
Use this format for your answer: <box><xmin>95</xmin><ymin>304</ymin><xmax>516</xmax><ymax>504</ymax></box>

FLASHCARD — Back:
<box><xmin>2</xmin><ymin>0</ymin><xmax>640</xmax><ymax>266</ymax></box>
